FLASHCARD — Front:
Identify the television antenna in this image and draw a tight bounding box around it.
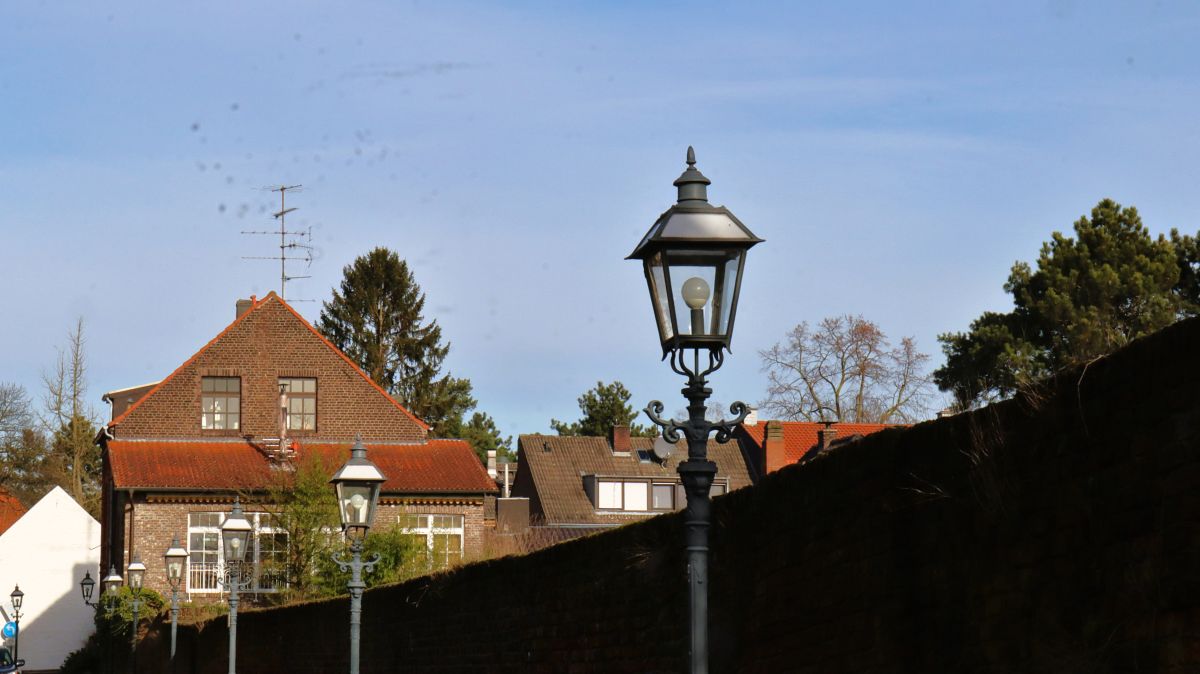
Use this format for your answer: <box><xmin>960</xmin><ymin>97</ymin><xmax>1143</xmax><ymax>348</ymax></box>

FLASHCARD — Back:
<box><xmin>241</xmin><ymin>184</ymin><xmax>314</xmax><ymax>301</ymax></box>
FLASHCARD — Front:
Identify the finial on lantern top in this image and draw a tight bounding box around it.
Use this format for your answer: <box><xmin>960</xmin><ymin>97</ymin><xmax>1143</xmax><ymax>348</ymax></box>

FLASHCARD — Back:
<box><xmin>674</xmin><ymin>145</ymin><xmax>711</xmax><ymax>203</ymax></box>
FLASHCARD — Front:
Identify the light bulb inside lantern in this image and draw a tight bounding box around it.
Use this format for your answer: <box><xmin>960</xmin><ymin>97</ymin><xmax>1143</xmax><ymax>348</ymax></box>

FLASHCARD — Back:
<box><xmin>349</xmin><ymin>493</ymin><xmax>366</xmax><ymax>523</ymax></box>
<box><xmin>681</xmin><ymin>277</ymin><xmax>710</xmax><ymax>309</ymax></box>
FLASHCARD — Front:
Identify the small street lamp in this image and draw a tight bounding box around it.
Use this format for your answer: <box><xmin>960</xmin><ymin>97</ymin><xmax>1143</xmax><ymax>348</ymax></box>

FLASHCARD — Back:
<box><xmin>81</xmin><ymin>567</ymin><xmax>122</xmax><ymax>674</ymax></box>
<box><xmin>164</xmin><ymin>535</ymin><xmax>189</xmax><ymax>661</ymax></box>
<box><xmin>330</xmin><ymin>435</ymin><xmax>386</xmax><ymax>674</ymax></box>
<box><xmin>629</xmin><ymin>147</ymin><xmax>762</xmax><ymax>674</ymax></box>
<box><xmin>220</xmin><ymin>498</ymin><xmax>254</xmax><ymax>674</ymax></box>
<box><xmin>8</xmin><ymin>586</ymin><xmax>23</xmax><ymax>663</ymax></box>
<box><xmin>127</xmin><ymin>555</ymin><xmax>146</xmax><ymax>673</ymax></box>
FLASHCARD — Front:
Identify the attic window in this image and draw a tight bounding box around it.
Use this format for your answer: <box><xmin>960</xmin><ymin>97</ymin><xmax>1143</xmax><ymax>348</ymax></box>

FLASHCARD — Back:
<box><xmin>201</xmin><ymin>377</ymin><xmax>240</xmax><ymax>430</ymax></box>
<box><xmin>280</xmin><ymin>378</ymin><xmax>316</xmax><ymax>431</ymax></box>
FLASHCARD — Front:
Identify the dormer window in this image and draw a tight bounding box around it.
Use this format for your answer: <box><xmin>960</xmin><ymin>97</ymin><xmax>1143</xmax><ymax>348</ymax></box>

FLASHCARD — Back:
<box><xmin>201</xmin><ymin>377</ymin><xmax>241</xmax><ymax>430</ymax></box>
<box><xmin>279</xmin><ymin>378</ymin><xmax>316</xmax><ymax>431</ymax></box>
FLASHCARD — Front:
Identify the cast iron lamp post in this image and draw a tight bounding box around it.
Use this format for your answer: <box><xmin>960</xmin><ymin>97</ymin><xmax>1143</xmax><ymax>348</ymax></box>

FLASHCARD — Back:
<box><xmin>628</xmin><ymin>147</ymin><xmax>763</xmax><ymax>674</ymax></box>
<box><xmin>8</xmin><ymin>586</ymin><xmax>22</xmax><ymax>663</ymax></box>
<box><xmin>330</xmin><ymin>435</ymin><xmax>386</xmax><ymax>674</ymax></box>
<box><xmin>164</xmin><ymin>535</ymin><xmax>188</xmax><ymax>661</ymax></box>
<box><xmin>127</xmin><ymin>555</ymin><xmax>146</xmax><ymax>673</ymax></box>
<box><xmin>81</xmin><ymin>566</ymin><xmax>124</xmax><ymax>674</ymax></box>
<box><xmin>221</xmin><ymin>498</ymin><xmax>254</xmax><ymax>674</ymax></box>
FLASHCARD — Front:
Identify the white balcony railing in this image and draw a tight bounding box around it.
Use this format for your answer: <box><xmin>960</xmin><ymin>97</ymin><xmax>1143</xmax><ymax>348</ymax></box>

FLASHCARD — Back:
<box><xmin>187</xmin><ymin>561</ymin><xmax>286</xmax><ymax>594</ymax></box>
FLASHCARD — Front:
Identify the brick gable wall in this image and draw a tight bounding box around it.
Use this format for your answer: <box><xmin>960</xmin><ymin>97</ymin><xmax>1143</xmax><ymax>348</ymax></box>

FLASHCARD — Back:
<box><xmin>113</xmin><ymin>296</ymin><xmax>426</xmax><ymax>443</ymax></box>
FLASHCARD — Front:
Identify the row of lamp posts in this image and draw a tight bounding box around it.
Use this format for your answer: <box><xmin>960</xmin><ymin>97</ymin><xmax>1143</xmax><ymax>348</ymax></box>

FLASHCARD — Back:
<box><xmin>76</xmin><ymin>437</ymin><xmax>385</xmax><ymax>674</ymax></box>
<box><xmin>62</xmin><ymin>148</ymin><xmax>752</xmax><ymax>674</ymax></box>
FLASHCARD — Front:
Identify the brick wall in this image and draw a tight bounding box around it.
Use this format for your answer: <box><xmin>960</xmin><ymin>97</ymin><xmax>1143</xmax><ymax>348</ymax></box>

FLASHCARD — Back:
<box><xmin>132</xmin><ymin>317</ymin><xmax>1200</xmax><ymax>673</ymax></box>
<box><xmin>112</xmin><ymin>295</ymin><xmax>426</xmax><ymax>442</ymax></box>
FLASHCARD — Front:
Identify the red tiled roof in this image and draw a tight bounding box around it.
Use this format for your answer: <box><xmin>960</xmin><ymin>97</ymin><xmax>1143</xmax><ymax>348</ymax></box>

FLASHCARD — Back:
<box><xmin>740</xmin><ymin>420</ymin><xmax>898</xmax><ymax>464</ymax></box>
<box><xmin>108</xmin><ymin>439</ymin><xmax>497</xmax><ymax>494</ymax></box>
<box><xmin>108</xmin><ymin>292</ymin><xmax>429</xmax><ymax>432</ymax></box>
<box><xmin>0</xmin><ymin>487</ymin><xmax>26</xmax><ymax>535</ymax></box>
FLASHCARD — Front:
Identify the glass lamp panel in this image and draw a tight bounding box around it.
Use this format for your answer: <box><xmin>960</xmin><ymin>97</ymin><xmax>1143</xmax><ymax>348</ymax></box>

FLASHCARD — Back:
<box><xmin>223</xmin><ymin>530</ymin><xmax>250</xmax><ymax>562</ymax></box>
<box><xmin>167</xmin><ymin>559</ymin><xmax>183</xmax><ymax>581</ymax></box>
<box><xmin>337</xmin><ymin>483</ymin><xmax>376</xmax><ymax>528</ymax></box>
<box><xmin>127</xmin><ymin>563</ymin><xmax>145</xmax><ymax>591</ymax></box>
<box><xmin>663</xmin><ymin>249</ymin><xmax>726</xmax><ymax>339</ymax></box>
<box><xmin>714</xmin><ymin>253</ymin><xmax>743</xmax><ymax>338</ymax></box>
<box><xmin>643</xmin><ymin>252</ymin><xmax>676</xmax><ymax>344</ymax></box>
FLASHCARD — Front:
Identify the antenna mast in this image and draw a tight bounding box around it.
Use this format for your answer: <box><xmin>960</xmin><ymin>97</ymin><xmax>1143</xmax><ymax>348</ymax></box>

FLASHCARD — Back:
<box><xmin>241</xmin><ymin>184</ymin><xmax>314</xmax><ymax>300</ymax></box>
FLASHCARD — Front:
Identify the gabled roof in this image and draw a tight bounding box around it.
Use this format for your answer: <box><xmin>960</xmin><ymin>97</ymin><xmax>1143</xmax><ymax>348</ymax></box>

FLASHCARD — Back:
<box><xmin>739</xmin><ymin>420</ymin><xmax>898</xmax><ymax>465</ymax></box>
<box><xmin>108</xmin><ymin>292</ymin><xmax>428</xmax><ymax>433</ymax></box>
<box><xmin>514</xmin><ymin>434</ymin><xmax>753</xmax><ymax>525</ymax></box>
<box><xmin>108</xmin><ymin>439</ymin><xmax>497</xmax><ymax>495</ymax></box>
<box><xmin>0</xmin><ymin>486</ymin><xmax>26</xmax><ymax>535</ymax></box>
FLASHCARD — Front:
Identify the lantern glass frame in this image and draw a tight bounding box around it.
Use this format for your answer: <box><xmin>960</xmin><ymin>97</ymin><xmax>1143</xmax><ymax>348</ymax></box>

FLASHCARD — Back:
<box><xmin>330</xmin><ymin>438</ymin><xmax>387</xmax><ymax>541</ymax></box>
<box><xmin>10</xmin><ymin>586</ymin><xmax>23</xmax><ymax>611</ymax></box>
<box><xmin>127</xmin><ymin>558</ymin><xmax>146</xmax><ymax>592</ymax></box>
<box><xmin>80</xmin><ymin>572</ymin><xmax>96</xmax><ymax>604</ymax></box>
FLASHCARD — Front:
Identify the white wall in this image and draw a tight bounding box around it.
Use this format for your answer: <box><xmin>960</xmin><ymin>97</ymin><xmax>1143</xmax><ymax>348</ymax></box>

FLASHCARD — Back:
<box><xmin>0</xmin><ymin>487</ymin><xmax>101</xmax><ymax>671</ymax></box>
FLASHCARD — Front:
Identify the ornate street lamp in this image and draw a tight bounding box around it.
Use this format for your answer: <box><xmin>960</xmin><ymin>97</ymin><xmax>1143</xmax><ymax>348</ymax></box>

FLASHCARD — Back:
<box><xmin>220</xmin><ymin>498</ymin><xmax>254</xmax><ymax>674</ymax></box>
<box><xmin>164</xmin><ymin>535</ymin><xmax>188</xmax><ymax>660</ymax></box>
<box><xmin>629</xmin><ymin>147</ymin><xmax>762</xmax><ymax>674</ymax></box>
<box><xmin>330</xmin><ymin>435</ymin><xmax>386</xmax><ymax>674</ymax></box>
<box><xmin>127</xmin><ymin>555</ymin><xmax>146</xmax><ymax>671</ymax></box>
<box><xmin>102</xmin><ymin>566</ymin><xmax>124</xmax><ymax>598</ymax></box>
<box><xmin>8</xmin><ymin>586</ymin><xmax>23</xmax><ymax>663</ymax></box>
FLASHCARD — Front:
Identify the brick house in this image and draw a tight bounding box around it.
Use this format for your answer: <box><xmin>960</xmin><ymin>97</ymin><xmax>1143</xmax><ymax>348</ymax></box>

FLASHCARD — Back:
<box><xmin>99</xmin><ymin>293</ymin><xmax>497</xmax><ymax>598</ymax></box>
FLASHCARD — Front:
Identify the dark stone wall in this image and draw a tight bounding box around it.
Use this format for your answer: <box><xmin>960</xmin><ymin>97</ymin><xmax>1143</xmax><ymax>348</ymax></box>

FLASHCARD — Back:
<box><xmin>136</xmin><ymin>317</ymin><xmax>1200</xmax><ymax>673</ymax></box>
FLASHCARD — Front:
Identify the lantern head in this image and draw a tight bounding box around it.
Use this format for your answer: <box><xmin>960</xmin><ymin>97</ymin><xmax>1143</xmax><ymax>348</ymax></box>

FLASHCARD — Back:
<box><xmin>127</xmin><ymin>556</ymin><xmax>146</xmax><ymax>592</ymax></box>
<box><xmin>330</xmin><ymin>435</ymin><xmax>386</xmax><ymax>541</ymax></box>
<box><xmin>164</xmin><ymin>534</ymin><xmax>188</xmax><ymax>590</ymax></box>
<box><xmin>628</xmin><ymin>147</ymin><xmax>762</xmax><ymax>356</ymax></box>
<box><xmin>221</xmin><ymin>498</ymin><xmax>253</xmax><ymax>564</ymax></box>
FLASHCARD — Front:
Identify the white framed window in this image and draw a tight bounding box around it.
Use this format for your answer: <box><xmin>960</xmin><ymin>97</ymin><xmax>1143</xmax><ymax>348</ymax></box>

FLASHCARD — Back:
<box><xmin>186</xmin><ymin>511</ymin><xmax>288</xmax><ymax>593</ymax></box>
<box><xmin>279</xmin><ymin>377</ymin><xmax>316</xmax><ymax>431</ymax></box>
<box><xmin>201</xmin><ymin>377</ymin><xmax>241</xmax><ymax>430</ymax></box>
<box><xmin>597</xmin><ymin>480</ymin><xmax>623</xmax><ymax>509</ymax></box>
<box><xmin>623</xmin><ymin>482</ymin><xmax>648</xmax><ymax>511</ymax></box>
<box><xmin>398</xmin><ymin>513</ymin><xmax>465</xmax><ymax>570</ymax></box>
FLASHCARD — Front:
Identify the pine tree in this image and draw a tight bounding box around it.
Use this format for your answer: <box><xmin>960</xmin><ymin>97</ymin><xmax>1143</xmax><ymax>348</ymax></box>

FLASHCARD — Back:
<box><xmin>318</xmin><ymin>248</ymin><xmax>475</xmax><ymax>434</ymax></box>
<box><xmin>551</xmin><ymin>381</ymin><xmax>657</xmax><ymax>438</ymax></box>
<box><xmin>936</xmin><ymin>199</ymin><xmax>1199</xmax><ymax>409</ymax></box>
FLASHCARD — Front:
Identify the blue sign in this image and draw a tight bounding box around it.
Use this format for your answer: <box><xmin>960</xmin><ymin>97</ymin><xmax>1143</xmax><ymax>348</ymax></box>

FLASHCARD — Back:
<box><xmin>0</xmin><ymin>621</ymin><xmax>14</xmax><ymax>639</ymax></box>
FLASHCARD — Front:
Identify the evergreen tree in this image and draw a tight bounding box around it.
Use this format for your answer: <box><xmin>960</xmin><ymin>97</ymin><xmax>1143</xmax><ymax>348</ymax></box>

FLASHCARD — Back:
<box><xmin>551</xmin><ymin>381</ymin><xmax>657</xmax><ymax>438</ymax></box>
<box><xmin>443</xmin><ymin>411</ymin><xmax>513</xmax><ymax>464</ymax></box>
<box><xmin>936</xmin><ymin>199</ymin><xmax>1200</xmax><ymax>409</ymax></box>
<box><xmin>318</xmin><ymin>247</ymin><xmax>475</xmax><ymax>434</ymax></box>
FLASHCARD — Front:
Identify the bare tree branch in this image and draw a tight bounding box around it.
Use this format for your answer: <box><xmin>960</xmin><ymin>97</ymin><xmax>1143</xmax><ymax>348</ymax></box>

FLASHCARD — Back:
<box><xmin>759</xmin><ymin>315</ymin><xmax>934</xmax><ymax>423</ymax></box>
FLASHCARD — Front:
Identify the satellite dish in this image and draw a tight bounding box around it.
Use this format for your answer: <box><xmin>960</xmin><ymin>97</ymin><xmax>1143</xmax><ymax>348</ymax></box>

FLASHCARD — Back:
<box><xmin>652</xmin><ymin>436</ymin><xmax>674</xmax><ymax>462</ymax></box>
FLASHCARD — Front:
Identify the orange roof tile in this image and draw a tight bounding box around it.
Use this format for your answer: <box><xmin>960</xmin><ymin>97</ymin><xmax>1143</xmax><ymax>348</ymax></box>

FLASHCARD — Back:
<box><xmin>0</xmin><ymin>487</ymin><xmax>26</xmax><ymax>535</ymax></box>
<box><xmin>740</xmin><ymin>420</ymin><xmax>899</xmax><ymax>464</ymax></box>
<box><xmin>108</xmin><ymin>439</ymin><xmax>497</xmax><ymax>494</ymax></box>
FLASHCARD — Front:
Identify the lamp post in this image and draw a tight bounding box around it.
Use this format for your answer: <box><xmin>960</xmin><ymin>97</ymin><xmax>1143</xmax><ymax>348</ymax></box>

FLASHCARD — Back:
<box><xmin>80</xmin><ymin>566</ymin><xmax>123</xmax><ymax>674</ymax></box>
<box><xmin>329</xmin><ymin>435</ymin><xmax>386</xmax><ymax>674</ymax></box>
<box><xmin>164</xmin><ymin>535</ymin><xmax>188</xmax><ymax>662</ymax></box>
<box><xmin>220</xmin><ymin>498</ymin><xmax>253</xmax><ymax>674</ymax></box>
<box><xmin>628</xmin><ymin>147</ymin><xmax>763</xmax><ymax>674</ymax></box>
<box><xmin>8</xmin><ymin>586</ymin><xmax>22</xmax><ymax>663</ymax></box>
<box><xmin>127</xmin><ymin>555</ymin><xmax>146</xmax><ymax>674</ymax></box>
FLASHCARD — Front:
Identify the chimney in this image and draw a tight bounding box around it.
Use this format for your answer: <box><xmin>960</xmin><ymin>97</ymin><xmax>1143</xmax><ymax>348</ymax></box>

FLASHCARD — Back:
<box><xmin>236</xmin><ymin>298</ymin><xmax>253</xmax><ymax>319</ymax></box>
<box><xmin>487</xmin><ymin>450</ymin><xmax>498</xmax><ymax>479</ymax></box>
<box><xmin>817</xmin><ymin>422</ymin><xmax>837</xmax><ymax>450</ymax></box>
<box><xmin>764</xmin><ymin>420</ymin><xmax>787</xmax><ymax>473</ymax></box>
<box><xmin>743</xmin><ymin>406</ymin><xmax>758</xmax><ymax>426</ymax></box>
<box><xmin>611</xmin><ymin>425</ymin><xmax>632</xmax><ymax>455</ymax></box>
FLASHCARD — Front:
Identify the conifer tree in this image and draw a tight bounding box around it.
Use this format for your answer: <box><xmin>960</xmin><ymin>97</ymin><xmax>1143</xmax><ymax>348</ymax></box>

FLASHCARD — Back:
<box><xmin>936</xmin><ymin>199</ymin><xmax>1200</xmax><ymax>409</ymax></box>
<box><xmin>318</xmin><ymin>247</ymin><xmax>475</xmax><ymax>434</ymax></box>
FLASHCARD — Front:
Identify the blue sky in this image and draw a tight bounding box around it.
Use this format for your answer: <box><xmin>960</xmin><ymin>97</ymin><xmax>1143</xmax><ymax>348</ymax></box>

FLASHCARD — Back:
<box><xmin>3</xmin><ymin>1</ymin><xmax>1199</xmax><ymax>437</ymax></box>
